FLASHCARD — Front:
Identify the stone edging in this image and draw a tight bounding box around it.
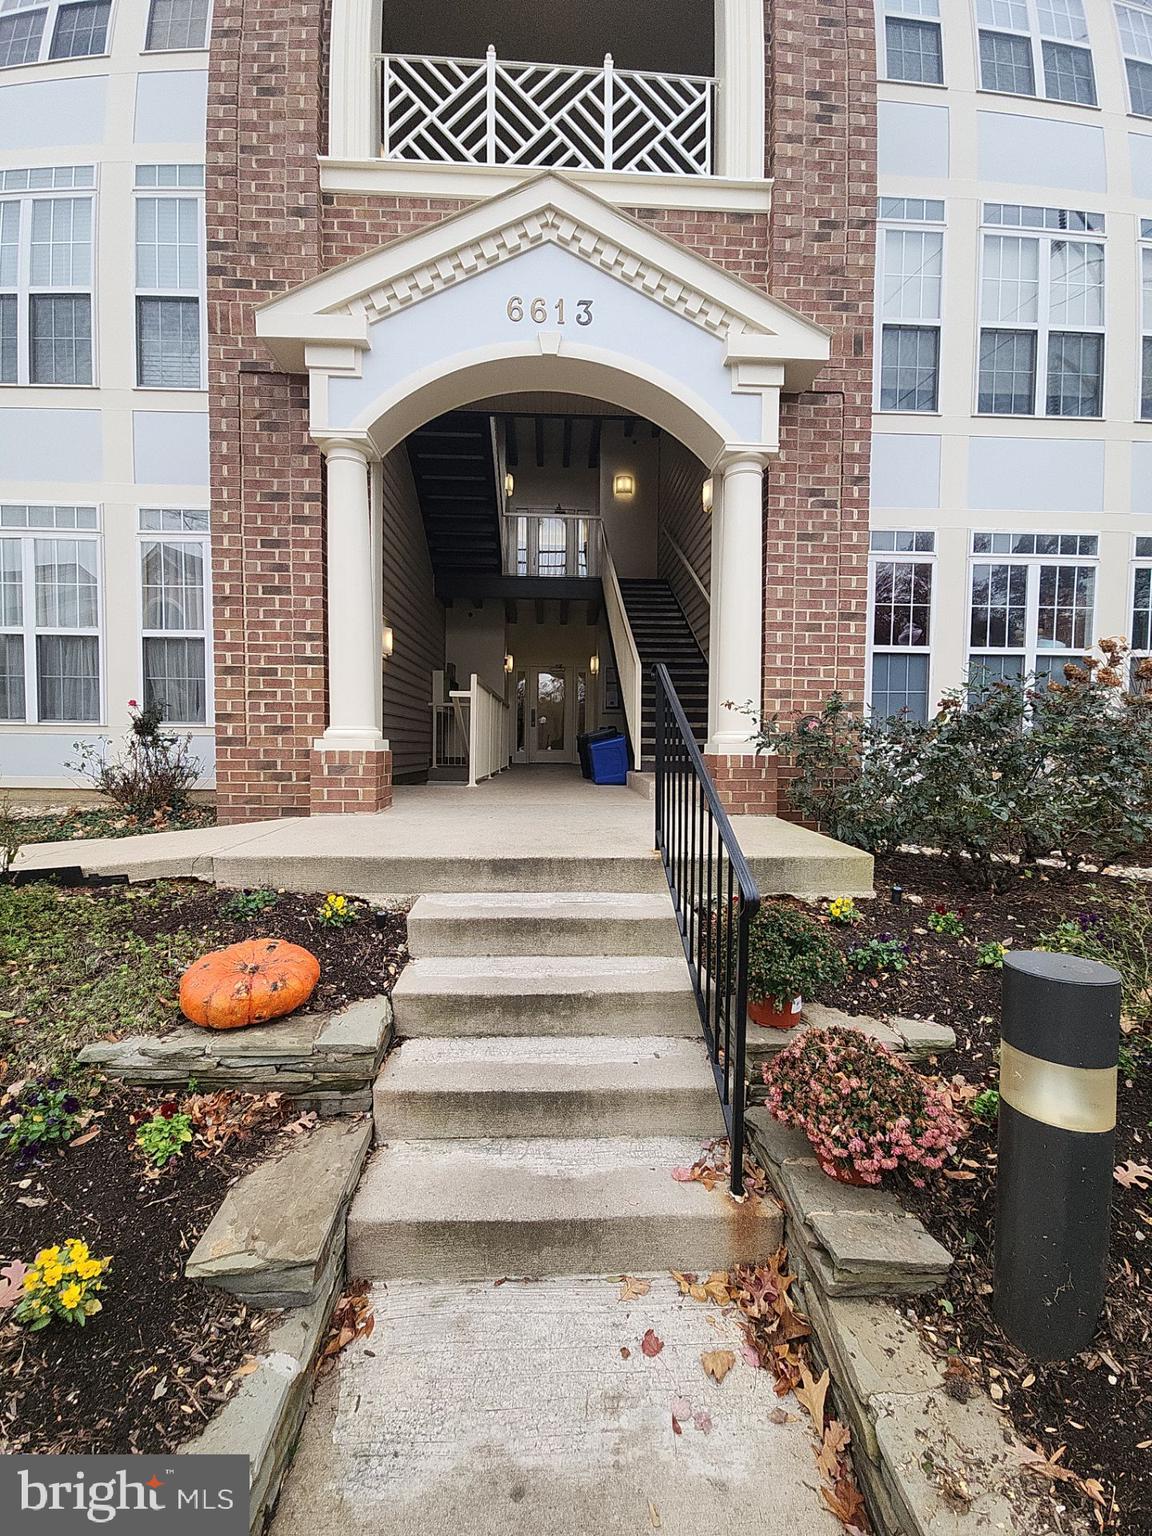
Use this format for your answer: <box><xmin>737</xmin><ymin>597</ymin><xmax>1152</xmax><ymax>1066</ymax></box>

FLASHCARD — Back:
<box><xmin>179</xmin><ymin>1115</ymin><xmax>375</xmax><ymax>1530</ymax></box>
<box><xmin>78</xmin><ymin>996</ymin><xmax>394</xmax><ymax>1115</ymax></box>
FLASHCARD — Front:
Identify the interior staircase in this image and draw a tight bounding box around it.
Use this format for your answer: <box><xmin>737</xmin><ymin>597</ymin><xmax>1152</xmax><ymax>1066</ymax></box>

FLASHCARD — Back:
<box><xmin>617</xmin><ymin>579</ymin><xmax>709</xmax><ymax>768</ymax></box>
<box><xmin>347</xmin><ymin>891</ymin><xmax>781</xmax><ymax>1281</ymax></box>
<box><xmin>406</xmin><ymin>411</ymin><xmax>502</xmax><ymax>580</ymax></box>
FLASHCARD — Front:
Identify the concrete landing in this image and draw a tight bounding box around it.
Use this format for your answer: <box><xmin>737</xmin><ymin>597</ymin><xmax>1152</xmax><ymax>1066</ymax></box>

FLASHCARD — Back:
<box><xmin>270</xmin><ymin>1273</ymin><xmax>837</xmax><ymax>1536</ymax></box>
<box><xmin>13</xmin><ymin>767</ymin><xmax>874</xmax><ymax>899</ymax></box>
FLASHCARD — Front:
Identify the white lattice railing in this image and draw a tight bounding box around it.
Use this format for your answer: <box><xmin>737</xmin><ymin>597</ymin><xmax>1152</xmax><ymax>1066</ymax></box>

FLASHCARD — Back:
<box><xmin>379</xmin><ymin>48</ymin><xmax>714</xmax><ymax>176</ymax></box>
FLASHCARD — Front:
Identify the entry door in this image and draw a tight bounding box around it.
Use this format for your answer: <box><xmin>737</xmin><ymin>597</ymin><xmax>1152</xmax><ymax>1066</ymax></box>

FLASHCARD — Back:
<box><xmin>529</xmin><ymin>667</ymin><xmax>571</xmax><ymax>762</ymax></box>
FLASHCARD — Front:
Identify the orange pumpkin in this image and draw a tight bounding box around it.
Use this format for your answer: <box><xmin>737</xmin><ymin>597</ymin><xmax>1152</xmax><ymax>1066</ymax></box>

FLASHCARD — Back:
<box><xmin>179</xmin><ymin>938</ymin><xmax>321</xmax><ymax>1031</ymax></box>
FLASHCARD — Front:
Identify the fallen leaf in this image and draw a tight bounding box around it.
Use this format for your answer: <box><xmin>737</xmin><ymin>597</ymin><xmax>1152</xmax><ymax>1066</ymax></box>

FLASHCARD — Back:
<box><xmin>816</xmin><ymin>1419</ymin><xmax>852</xmax><ymax>1481</ymax></box>
<box><xmin>647</xmin><ymin>1500</ymin><xmax>661</xmax><ymax>1529</ymax></box>
<box><xmin>693</xmin><ymin>1410</ymin><xmax>714</xmax><ymax>1434</ymax></box>
<box><xmin>671</xmin><ymin>1396</ymin><xmax>692</xmax><ymax>1419</ymax></box>
<box><xmin>620</xmin><ymin>1347</ymin><xmax>631</xmax><ymax>1360</ymax></box>
<box><xmin>16</xmin><ymin>1196</ymin><xmax>47</xmax><ymax>1207</ymax></box>
<box><xmin>69</xmin><ymin>1127</ymin><xmax>101</xmax><ymax>1148</ymax></box>
<box><xmin>1114</xmin><ymin>1160</ymin><xmax>1152</xmax><ymax>1191</ymax></box>
<box><xmin>671</xmin><ymin>1415</ymin><xmax>683</xmax><ymax>1436</ymax></box>
<box><xmin>619</xmin><ymin>1276</ymin><xmax>652</xmax><ymax>1302</ymax></box>
<box><xmin>641</xmin><ymin>1329</ymin><xmax>664</xmax><ymax>1359</ymax></box>
<box><xmin>0</xmin><ymin>1259</ymin><xmax>29</xmax><ymax>1310</ymax></box>
<box><xmin>768</xmin><ymin>1407</ymin><xmax>795</xmax><ymax>1425</ymax></box>
<box><xmin>700</xmin><ymin>1349</ymin><xmax>736</xmax><ymax>1384</ymax></box>
<box><xmin>793</xmin><ymin>1366</ymin><xmax>830</xmax><ymax>1427</ymax></box>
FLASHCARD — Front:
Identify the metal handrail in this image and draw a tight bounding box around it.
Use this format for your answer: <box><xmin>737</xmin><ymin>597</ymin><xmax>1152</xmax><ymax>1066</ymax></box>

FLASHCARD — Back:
<box><xmin>653</xmin><ymin>663</ymin><xmax>760</xmax><ymax>1197</ymax></box>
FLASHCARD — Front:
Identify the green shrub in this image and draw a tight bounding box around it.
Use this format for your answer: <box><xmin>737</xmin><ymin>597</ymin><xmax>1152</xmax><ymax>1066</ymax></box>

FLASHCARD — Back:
<box><xmin>1040</xmin><ymin>890</ymin><xmax>1152</xmax><ymax>1026</ymax></box>
<box><xmin>1</xmin><ymin>1079</ymin><xmax>85</xmax><ymax>1161</ymax></box>
<box><xmin>70</xmin><ymin>699</ymin><xmax>201</xmax><ymax>821</ymax></box>
<box><xmin>134</xmin><ymin>1105</ymin><xmax>194</xmax><ymax>1168</ymax></box>
<box><xmin>744</xmin><ymin>904</ymin><xmax>847</xmax><ymax>1008</ymax></box>
<box><xmin>927</xmin><ymin>907</ymin><xmax>965</xmax><ymax>937</ymax></box>
<box><xmin>975</xmin><ymin>941</ymin><xmax>1006</xmax><ymax>970</ymax></box>
<box><xmin>222</xmin><ymin>888</ymin><xmax>279</xmax><ymax>920</ymax></box>
<box><xmin>970</xmin><ymin>1089</ymin><xmax>1000</xmax><ymax>1124</ymax></box>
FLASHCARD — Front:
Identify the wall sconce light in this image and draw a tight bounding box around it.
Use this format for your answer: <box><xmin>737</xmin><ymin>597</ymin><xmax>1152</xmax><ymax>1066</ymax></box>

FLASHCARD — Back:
<box><xmin>381</xmin><ymin>625</ymin><xmax>394</xmax><ymax>659</ymax></box>
<box><xmin>504</xmin><ymin>653</ymin><xmax>515</xmax><ymax>674</ymax></box>
<box><xmin>613</xmin><ymin>472</ymin><xmax>635</xmax><ymax>498</ymax></box>
<box><xmin>702</xmin><ymin>477</ymin><xmax>714</xmax><ymax>514</ymax></box>
<box><xmin>590</xmin><ymin>654</ymin><xmax>600</xmax><ymax>676</ymax></box>
<box><xmin>504</xmin><ymin>472</ymin><xmax>515</xmax><ymax>498</ymax></box>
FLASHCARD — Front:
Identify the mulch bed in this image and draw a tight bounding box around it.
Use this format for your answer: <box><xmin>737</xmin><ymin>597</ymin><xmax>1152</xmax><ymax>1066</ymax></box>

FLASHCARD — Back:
<box><xmin>783</xmin><ymin>854</ymin><xmax>1151</xmax><ymax>1534</ymax></box>
<box><xmin>1</xmin><ymin>1085</ymin><xmax>289</xmax><ymax>1455</ymax></box>
<box><xmin>126</xmin><ymin>883</ymin><xmax>410</xmax><ymax>1017</ymax></box>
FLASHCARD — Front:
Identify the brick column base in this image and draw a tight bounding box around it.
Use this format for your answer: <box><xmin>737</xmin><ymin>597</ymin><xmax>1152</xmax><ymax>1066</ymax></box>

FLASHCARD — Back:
<box><xmin>702</xmin><ymin>753</ymin><xmax>778</xmax><ymax>817</ymax></box>
<box><xmin>309</xmin><ymin>748</ymin><xmax>393</xmax><ymax>815</ymax></box>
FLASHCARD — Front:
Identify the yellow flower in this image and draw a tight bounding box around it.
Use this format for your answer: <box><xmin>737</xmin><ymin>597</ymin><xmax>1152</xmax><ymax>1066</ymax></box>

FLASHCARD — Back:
<box><xmin>42</xmin><ymin>1265</ymin><xmax>63</xmax><ymax>1287</ymax></box>
<box><xmin>68</xmin><ymin>1240</ymin><xmax>90</xmax><ymax>1263</ymax></box>
<box><xmin>84</xmin><ymin>1298</ymin><xmax>102</xmax><ymax>1315</ymax></box>
<box><xmin>23</xmin><ymin>1270</ymin><xmax>40</xmax><ymax>1292</ymax></box>
<box><xmin>35</xmin><ymin>1246</ymin><xmax>60</xmax><ymax>1267</ymax></box>
<box><xmin>77</xmin><ymin>1258</ymin><xmax>103</xmax><ymax>1281</ymax></box>
<box><xmin>60</xmin><ymin>1284</ymin><xmax>82</xmax><ymax>1310</ymax></box>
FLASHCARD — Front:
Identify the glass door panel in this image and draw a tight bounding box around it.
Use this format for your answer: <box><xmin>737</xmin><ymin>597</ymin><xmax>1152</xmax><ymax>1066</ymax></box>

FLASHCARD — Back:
<box><xmin>534</xmin><ymin>667</ymin><xmax>566</xmax><ymax>755</ymax></box>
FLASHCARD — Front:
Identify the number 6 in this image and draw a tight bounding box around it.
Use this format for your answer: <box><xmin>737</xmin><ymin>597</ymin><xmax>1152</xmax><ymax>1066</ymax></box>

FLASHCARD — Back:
<box><xmin>530</xmin><ymin>297</ymin><xmax>548</xmax><ymax>324</ymax></box>
<box><xmin>506</xmin><ymin>297</ymin><xmax>523</xmax><ymax>322</ymax></box>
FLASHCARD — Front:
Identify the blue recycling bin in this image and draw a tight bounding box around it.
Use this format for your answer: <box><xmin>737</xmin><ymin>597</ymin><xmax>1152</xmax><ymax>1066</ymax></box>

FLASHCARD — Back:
<box><xmin>587</xmin><ymin>732</ymin><xmax>629</xmax><ymax>785</ymax></box>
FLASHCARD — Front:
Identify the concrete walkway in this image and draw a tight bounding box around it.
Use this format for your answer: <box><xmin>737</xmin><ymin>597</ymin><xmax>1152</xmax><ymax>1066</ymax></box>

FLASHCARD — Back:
<box><xmin>271</xmin><ymin>1273</ymin><xmax>839</xmax><ymax>1536</ymax></box>
<box><xmin>15</xmin><ymin>767</ymin><xmax>873</xmax><ymax>897</ymax></box>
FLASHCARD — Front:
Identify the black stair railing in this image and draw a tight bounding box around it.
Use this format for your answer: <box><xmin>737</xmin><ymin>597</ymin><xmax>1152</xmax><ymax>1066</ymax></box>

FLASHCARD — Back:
<box><xmin>652</xmin><ymin>663</ymin><xmax>761</xmax><ymax>1197</ymax></box>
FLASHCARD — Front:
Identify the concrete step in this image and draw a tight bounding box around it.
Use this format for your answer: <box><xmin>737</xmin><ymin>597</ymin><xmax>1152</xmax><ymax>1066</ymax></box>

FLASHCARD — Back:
<box><xmin>374</xmin><ymin>1036</ymin><xmax>722</xmax><ymax>1140</ymax></box>
<box><xmin>213</xmin><ymin>849</ymin><xmax>667</xmax><ymax>896</ymax></box>
<box><xmin>392</xmin><ymin>955</ymin><xmax>700</xmax><ymax>1037</ymax></box>
<box><xmin>406</xmin><ymin>891</ymin><xmax>683</xmax><ymax>957</ymax></box>
<box><xmin>347</xmin><ymin>1136</ymin><xmax>782</xmax><ymax>1280</ymax></box>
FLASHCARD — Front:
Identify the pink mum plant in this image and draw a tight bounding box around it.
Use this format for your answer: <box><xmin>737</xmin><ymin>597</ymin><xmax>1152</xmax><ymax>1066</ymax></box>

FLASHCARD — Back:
<box><xmin>762</xmin><ymin>1025</ymin><xmax>965</xmax><ymax>1186</ymax></box>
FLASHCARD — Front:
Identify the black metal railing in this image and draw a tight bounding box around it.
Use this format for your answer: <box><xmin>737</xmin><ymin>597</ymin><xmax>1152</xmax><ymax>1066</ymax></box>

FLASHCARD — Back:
<box><xmin>653</xmin><ymin>663</ymin><xmax>761</xmax><ymax>1197</ymax></box>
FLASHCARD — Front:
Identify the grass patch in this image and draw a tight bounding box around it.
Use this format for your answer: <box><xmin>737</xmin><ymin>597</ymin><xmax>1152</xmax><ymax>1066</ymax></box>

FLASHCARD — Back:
<box><xmin>4</xmin><ymin>803</ymin><xmax>215</xmax><ymax>852</ymax></box>
<box><xmin>0</xmin><ymin>883</ymin><xmax>210</xmax><ymax>1077</ymax></box>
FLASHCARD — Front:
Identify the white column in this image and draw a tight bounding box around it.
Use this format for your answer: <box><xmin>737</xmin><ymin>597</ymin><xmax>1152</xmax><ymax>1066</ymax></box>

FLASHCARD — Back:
<box><xmin>708</xmin><ymin>452</ymin><xmax>768</xmax><ymax>753</ymax></box>
<box><xmin>318</xmin><ymin>439</ymin><xmax>387</xmax><ymax>751</ymax></box>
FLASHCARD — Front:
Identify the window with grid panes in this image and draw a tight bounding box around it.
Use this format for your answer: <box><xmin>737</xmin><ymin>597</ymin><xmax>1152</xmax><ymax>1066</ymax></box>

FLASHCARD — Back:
<box><xmin>882</xmin><ymin>0</ymin><xmax>943</xmax><ymax>82</ymax></box>
<box><xmin>976</xmin><ymin>0</ymin><xmax>1096</xmax><ymax>104</ymax></box>
<box><xmin>1141</xmin><ymin>221</ymin><xmax>1152</xmax><ymax>419</ymax></box>
<box><xmin>869</xmin><ymin>531</ymin><xmax>935</xmax><ymax>721</ymax></box>
<box><xmin>145</xmin><ymin>0</ymin><xmax>209</xmax><ymax>50</ymax></box>
<box><xmin>139</xmin><ymin>508</ymin><xmax>209</xmax><ymax>723</ymax></box>
<box><xmin>0</xmin><ymin>505</ymin><xmax>100</xmax><ymax>723</ymax></box>
<box><xmin>135</xmin><ymin>168</ymin><xmax>203</xmax><ymax>389</ymax></box>
<box><xmin>0</xmin><ymin>169</ymin><xmax>94</xmax><ymax>386</ymax></box>
<box><xmin>877</xmin><ymin>203</ymin><xmax>943</xmax><ymax>413</ymax></box>
<box><xmin>1116</xmin><ymin>1</ymin><xmax>1152</xmax><ymax>115</ymax></box>
<box><xmin>968</xmin><ymin>532</ymin><xmax>1097</xmax><ymax>687</ymax></box>
<box><xmin>0</xmin><ymin>0</ymin><xmax>110</xmax><ymax>69</ymax></box>
<box><xmin>1133</xmin><ymin>537</ymin><xmax>1152</xmax><ymax>691</ymax></box>
<box><xmin>978</xmin><ymin>205</ymin><xmax>1104</xmax><ymax>417</ymax></box>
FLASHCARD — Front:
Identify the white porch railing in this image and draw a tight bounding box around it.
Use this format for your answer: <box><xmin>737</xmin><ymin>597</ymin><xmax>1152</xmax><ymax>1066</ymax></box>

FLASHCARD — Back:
<box><xmin>502</xmin><ymin>508</ymin><xmax>598</xmax><ymax>578</ymax></box>
<box><xmin>598</xmin><ymin>526</ymin><xmax>645</xmax><ymax>768</ymax></box>
<box><xmin>430</xmin><ymin>672</ymin><xmax>510</xmax><ymax>786</ymax></box>
<box><xmin>379</xmin><ymin>48</ymin><xmax>715</xmax><ymax>176</ymax></box>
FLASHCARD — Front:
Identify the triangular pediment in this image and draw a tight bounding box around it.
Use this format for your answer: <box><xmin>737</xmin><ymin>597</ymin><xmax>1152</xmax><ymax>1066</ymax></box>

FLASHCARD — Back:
<box><xmin>256</xmin><ymin>172</ymin><xmax>829</xmax><ymax>388</ymax></box>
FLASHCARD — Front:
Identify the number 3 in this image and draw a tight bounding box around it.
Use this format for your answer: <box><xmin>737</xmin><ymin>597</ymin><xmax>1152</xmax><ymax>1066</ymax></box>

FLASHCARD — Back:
<box><xmin>577</xmin><ymin>299</ymin><xmax>593</xmax><ymax>327</ymax></box>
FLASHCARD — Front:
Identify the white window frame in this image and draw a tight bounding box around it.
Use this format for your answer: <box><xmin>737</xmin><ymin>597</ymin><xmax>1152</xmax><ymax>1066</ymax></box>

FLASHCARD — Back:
<box><xmin>975</xmin><ymin>205</ymin><xmax>1106</xmax><ymax>419</ymax></box>
<box><xmin>1140</xmin><ymin>220</ymin><xmax>1152</xmax><ymax>420</ymax></box>
<box><xmin>877</xmin><ymin>0</ymin><xmax>944</xmax><ymax>85</ymax></box>
<box><xmin>874</xmin><ymin>200</ymin><xmax>946</xmax><ymax>415</ymax></box>
<box><xmin>142</xmin><ymin>0</ymin><xmax>212</xmax><ymax>54</ymax></box>
<box><xmin>1114</xmin><ymin>0</ymin><xmax>1152</xmax><ymax>118</ymax></box>
<box><xmin>974</xmin><ymin>0</ymin><xmax>1097</xmax><ymax>106</ymax></box>
<box><xmin>136</xmin><ymin>506</ymin><xmax>213</xmax><ymax>726</ymax></box>
<box><xmin>0</xmin><ymin>503</ymin><xmax>103</xmax><ymax>725</ymax></box>
<box><xmin>1131</xmin><ymin>535</ymin><xmax>1152</xmax><ymax>687</ymax></box>
<box><xmin>133</xmin><ymin>164</ymin><xmax>206</xmax><ymax>392</ymax></box>
<box><xmin>866</xmin><ymin>531</ymin><xmax>937</xmax><ymax>721</ymax></box>
<box><xmin>967</xmin><ymin>531</ymin><xmax>1099</xmax><ymax>684</ymax></box>
<box><xmin>0</xmin><ymin>169</ymin><xmax>96</xmax><ymax>387</ymax></box>
<box><xmin>0</xmin><ymin>0</ymin><xmax>115</xmax><ymax>71</ymax></box>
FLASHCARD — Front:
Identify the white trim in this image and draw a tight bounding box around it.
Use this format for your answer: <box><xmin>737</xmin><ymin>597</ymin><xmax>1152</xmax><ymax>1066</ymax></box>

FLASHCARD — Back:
<box><xmin>865</xmin><ymin>538</ymin><xmax>938</xmax><ymax>720</ymax></box>
<box><xmin>318</xmin><ymin>158</ymin><xmax>773</xmax><ymax>212</ymax></box>
<box><xmin>135</xmin><ymin>508</ymin><xmax>213</xmax><ymax>727</ymax></box>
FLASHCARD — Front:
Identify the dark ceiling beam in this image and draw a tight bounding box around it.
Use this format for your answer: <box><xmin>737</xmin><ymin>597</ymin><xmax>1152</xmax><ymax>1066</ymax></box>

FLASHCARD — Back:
<box><xmin>505</xmin><ymin>417</ymin><xmax>518</xmax><ymax>468</ymax></box>
<box><xmin>535</xmin><ymin>417</ymin><xmax>545</xmax><ymax>468</ymax></box>
<box><xmin>562</xmin><ymin>418</ymin><xmax>573</xmax><ymax>469</ymax></box>
<box><xmin>588</xmin><ymin>419</ymin><xmax>601</xmax><ymax>470</ymax></box>
<box><xmin>624</xmin><ymin>418</ymin><xmax>636</xmax><ymax>439</ymax></box>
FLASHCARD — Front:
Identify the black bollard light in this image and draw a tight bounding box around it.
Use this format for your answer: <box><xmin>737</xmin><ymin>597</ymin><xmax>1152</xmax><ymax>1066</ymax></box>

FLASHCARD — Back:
<box><xmin>994</xmin><ymin>951</ymin><xmax>1122</xmax><ymax>1362</ymax></box>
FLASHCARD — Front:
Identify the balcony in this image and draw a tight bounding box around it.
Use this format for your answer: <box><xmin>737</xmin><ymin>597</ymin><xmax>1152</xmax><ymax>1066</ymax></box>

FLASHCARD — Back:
<box><xmin>503</xmin><ymin>509</ymin><xmax>600</xmax><ymax>579</ymax></box>
<box><xmin>379</xmin><ymin>48</ymin><xmax>715</xmax><ymax>177</ymax></box>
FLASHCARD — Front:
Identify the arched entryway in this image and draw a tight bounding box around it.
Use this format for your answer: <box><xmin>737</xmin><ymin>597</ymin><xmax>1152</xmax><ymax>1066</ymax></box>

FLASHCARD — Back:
<box><xmin>254</xmin><ymin>173</ymin><xmax>830</xmax><ymax>812</ymax></box>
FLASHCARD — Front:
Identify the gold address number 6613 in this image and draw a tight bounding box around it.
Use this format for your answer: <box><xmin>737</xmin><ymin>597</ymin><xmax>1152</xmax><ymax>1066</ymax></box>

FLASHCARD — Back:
<box><xmin>506</xmin><ymin>296</ymin><xmax>594</xmax><ymax>326</ymax></box>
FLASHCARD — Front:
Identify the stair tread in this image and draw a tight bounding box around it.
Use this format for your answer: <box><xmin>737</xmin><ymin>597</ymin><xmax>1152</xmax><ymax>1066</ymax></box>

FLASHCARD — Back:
<box><xmin>377</xmin><ymin>1035</ymin><xmax>712</xmax><ymax>1094</ymax></box>
<box><xmin>409</xmin><ymin>892</ymin><xmax>675</xmax><ymax>919</ymax></box>
<box><xmin>352</xmin><ymin>1136</ymin><xmax>745</xmax><ymax>1224</ymax></box>
<box><xmin>394</xmin><ymin>954</ymin><xmax>695</xmax><ymax>996</ymax></box>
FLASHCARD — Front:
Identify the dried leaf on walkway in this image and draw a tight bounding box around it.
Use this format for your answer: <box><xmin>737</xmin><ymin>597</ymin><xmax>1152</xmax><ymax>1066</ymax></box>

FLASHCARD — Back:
<box><xmin>647</xmin><ymin>1500</ymin><xmax>661</xmax><ymax>1528</ymax></box>
<box><xmin>640</xmin><ymin>1329</ymin><xmax>664</xmax><ymax>1358</ymax></box>
<box><xmin>793</xmin><ymin>1366</ymin><xmax>830</xmax><ymax>1428</ymax></box>
<box><xmin>700</xmin><ymin>1349</ymin><xmax>735</xmax><ymax>1384</ymax></box>
<box><xmin>619</xmin><ymin>1276</ymin><xmax>651</xmax><ymax>1302</ymax></box>
<box><xmin>816</xmin><ymin>1420</ymin><xmax>852</xmax><ymax>1481</ymax></box>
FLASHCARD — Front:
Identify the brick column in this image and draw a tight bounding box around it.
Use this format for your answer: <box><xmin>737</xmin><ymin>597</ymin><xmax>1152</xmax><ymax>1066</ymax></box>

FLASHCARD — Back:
<box><xmin>309</xmin><ymin>747</ymin><xmax>393</xmax><ymax>815</ymax></box>
<box><xmin>703</xmin><ymin>753</ymin><xmax>779</xmax><ymax>817</ymax></box>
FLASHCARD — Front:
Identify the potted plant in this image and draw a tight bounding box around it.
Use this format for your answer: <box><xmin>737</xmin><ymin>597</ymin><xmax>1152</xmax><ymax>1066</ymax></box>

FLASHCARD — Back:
<box><xmin>762</xmin><ymin>1025</ymin><xmax>965</xmax><ymax>1185</ymax></box>
<box><xmin>745</xmin><ymin>904</ymin><xmax>847</xmax><ymax>1029</ymax></box>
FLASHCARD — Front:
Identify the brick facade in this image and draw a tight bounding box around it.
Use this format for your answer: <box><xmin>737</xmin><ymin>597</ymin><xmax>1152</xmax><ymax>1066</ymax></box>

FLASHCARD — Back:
<box><xmin>206</xmin><ymin>2</ymin><xmax>875</xmax><ymax>823</ymax></box>
<box><xmin>703</xmin><ymin>754</ymin><xmax>779</xmax><ymax>818</ymax></box>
